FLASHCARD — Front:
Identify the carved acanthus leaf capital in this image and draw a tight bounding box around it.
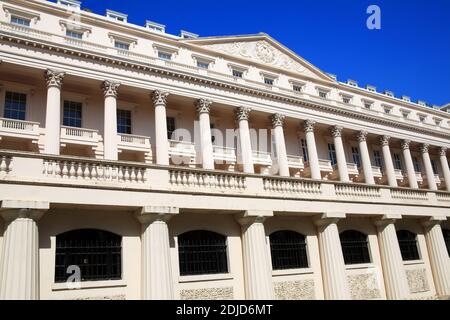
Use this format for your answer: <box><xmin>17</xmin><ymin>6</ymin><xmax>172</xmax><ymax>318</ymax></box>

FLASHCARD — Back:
<box><xmin>151</xmin><ymin>90</ymin><xmax>169</xmax><ymax>106</ymax></box>
<box><xmin>379</xmin><ymin>135</ymin><xmax>391</xmax><ymax>147</ymax></box>
<box><xmin>357</xmin><ymin>131</ymin><xmax>368</xmax><ymax>143</ymax></box>
<box><xmin>303</xmin><ymin>120</ymin><xmax>316</xmax><ymax>133</ymax></box>
<box><xmin>439</xmin><ymin>146</ymin><xmax>448</xmax><ymax>157</ymax></box>
<box><xmin>421</xmin><ymin>144</ymin><xmax>430</xmax><ymax>154</ymax></box>
<box><xmin>195</xmin><ymin>99</ymin><xmax>212</xmax><ymax>115</ymax></box>
<box><xmin>45</xmin><ymin>69</ymin><xmax>65</xmax><ymax>88</ymax></box>
<box><xmin>101</xmin><ymin>80</ymin><xmax>120</xmax><ymax>98</ymax></box>
<box><xmin>330</xmin><ymin>126</ymin><xmax>343</xmax><ymax>138</ymax></box>
<box><xmin>271</xmin><ymin>113</ymin><xmax>285</xmax><ymax>128</ymax></box>
<box><xmin>235</xmin><ymin>107</ymin><xmax>252</xmax><ymax>122</ymax></box>
<box><xmin>401</xmin><ymin>140</ymin><xmax>411</xmax><ymax>151</ymax></box>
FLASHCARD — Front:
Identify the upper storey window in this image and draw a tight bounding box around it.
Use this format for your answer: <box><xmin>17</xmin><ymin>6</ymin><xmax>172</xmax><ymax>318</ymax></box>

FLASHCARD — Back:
<box><xmin>146</xmin><ymin>21</ymin><xmax>166</xmax><ymax>33</ymax></box>
<box><xmin>11</xmin><ymin>16</ymin><xmax>31</xmax><ymax>27</ymax></box>
<box><xmin>63</xmin><ymin>100</ymin><xmax>82</xmax><ymax>128</ymax></box>
<box><xmin>401</xmin><ymin>109</ymin><xmax>410</xmax><ymax>119</ymax></box>
<box><xmin>115</xmin><ymin>41</ymin><xmax>130</xmax><ymax>51</ymax></box>
<box><xmin>4</xmin><ymin>91</ymin><xmax>27</xmax><ymax>121</ymax></box>
<box><xmin>106</xmin><ymin>10</ymin><xmax>128</xmax><ymax>23</ymax></box>
<box><xmin>340</xmin><ymin>94</ymin><xmax>352</xmax><ymax>104</ymax></box>
<box><xmin>197</xmin><ymin>61</ymin><xmax>210</xmax><ymax>69</ymax></box>
<box><xmin>264</xmin><ymin>78</ymin><xmax>274</xmax><ymax>86</ymax></box>
<box><xmin>232</xmin><ymin>70</ymin><xmax>244</xmax><ymax>78</ymax></box>
<box><xmin>158</xmin><ymin>51</ymin><xmax>172</xmax><ymax>61</ymax></box>
<box><xmin>229</xmin><ymin>64</ymin><xmax>247</xmax><ymax>79</ymax></box>
<box><xmin>117</xmin><ymin>109</ymin><xmax>132</xmax><ymax>135</ymax></box>
<box><xmin>418</xmin><ymin>114</ymin><xmax>427</xmax><ymax>123</ymax></box>
<box><xmin>193</xmin><ymin>55</ymin><xmax>214</xmax><ymax>70</ymax></box>
<box><xmin>4</xmin><ymin>5</ymin><xmax>40</xmax><ymax>27</ymax></box>
<box><xmin>109</xmin><ymin>33</ymin><xmax>137</xmax><ymax>52</ymax></box>
<box><xmin>383</xmin><ymin>106</ymin><xmax>393</xmax><ymax>114</ymax></box>
<box><xmin>261</xmin><ymin>72</ymin><xmax>277</xmax><ymax>86</ymax></box>
<box><xmin>291</xmin><ymin>81</ymin><xmax>305</xmax><ymax>93</ymax></box>
<box><xmin>66</xmin><ymin>30</ymin><xmax>83</xmax><ymax>39</ymax></box>
<box><xmin>317</xmin><ymin>88</ymin><xmax>329</xmax><ymax>99</ymax></box>
<box><xmin>363</xmin><ymin>100</ymin><xmax>374</xmax><ymax>110</ymax></box>
<box><xmin>384</xmin><ymin>90</ymin><xmax>394</xmax><ymax>98</ymax></box>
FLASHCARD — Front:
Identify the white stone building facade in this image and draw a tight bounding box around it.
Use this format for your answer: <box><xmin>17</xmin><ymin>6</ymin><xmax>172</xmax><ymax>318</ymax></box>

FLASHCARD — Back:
<box><xmin>0</xmin><ymin>0</ymin><xmax>449</xmax><ymax>300</ymax></box>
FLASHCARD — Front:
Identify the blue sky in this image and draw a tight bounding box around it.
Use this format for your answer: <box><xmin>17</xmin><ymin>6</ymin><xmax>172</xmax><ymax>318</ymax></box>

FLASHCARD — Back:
<box><xmin>68</xmin><ymin>0</ymin><xmax>449</xmax><ymax>106</ymax></box>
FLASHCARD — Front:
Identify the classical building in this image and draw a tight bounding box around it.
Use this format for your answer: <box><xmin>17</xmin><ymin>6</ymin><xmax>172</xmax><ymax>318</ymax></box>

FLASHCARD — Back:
<box><xmin>0</xmin><ymin>0</ymin><xmax>449</xmax><ymax>300</ymax></box>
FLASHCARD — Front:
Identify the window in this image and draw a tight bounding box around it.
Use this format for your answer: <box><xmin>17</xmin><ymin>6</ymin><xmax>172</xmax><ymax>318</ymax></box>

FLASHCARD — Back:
<box><xmin>443</xmin><ymin>229</ymin><xmax>450</xmax><ymax>257</ymax></box>
<box><xmin>232</xmin><ymin>69</ymin><xmax>243</xmax><ymax>78</ymax></box>
<box><xmin>318</xmin><ymin>90</ymin><xmax>328</xmax><ymax>99</ymax></box>
<box><xmin>158</xmin><ymin>51</ymin><xmax>172</xmax><ymax>61</ymax></box>
<box><xmin>4</xmin><ymin>91</ymin><xmax>26</xmax><ymax>120</ymax></box>
<box><xmin>293</xmin><ymin>84</ymin><xmax>303</xmax><ymax>93</ymax></box>
<box><xmin>383</xmin><ymin>107</ymin><xmax>392</xmax><ymax>114</ymax></box>
<box><xmin>11</xmin><ymin>16</ymin><xmax>31</xmax><ymax>27</ymax></box>
<box><xmin>393</xmin><ymin>153</ymin><xmax>402</xmax><ymax>170</ymax></box>
<box><xmin>328</xmin><ymin>143</ymin><xmax>337</xmax><ymax>166</ymax></box>
<box><xmin>418</xmin><ymin>115</ymin><xmax>427</xmax><ymax>123</ymax></box>
<box><xmin>55</xmin><ymin>229</ymin><xmax>122</xmax><ymax>283</ymax></box>
<box><xmin>351</xmin><ymin>147</ymin><xmax>361</xmax><ymax>168</ymax></box>
<box><xmin>342</xmin><ymin>96</ymin><xmax>351</xmax><ymax>104</ymax></box>
<box><xmin>57</xmin><ymin>0</ymin><xmax>81</xmax><ymax>10</ymax></box>
<box><xmin>117</xmin><ymin>109</ymin><xmax>132</xmax><ymax>135</ymax></box>
<box><xmin>435</xmin><ymin>118</ymin><xmax>442</xmax><ymax>126</ymax></box>
<box><xmin>146</xmin><ymin>21</ymin><xmax>166</xmax><ymax>33</ymax></box>
<box><xmin>373</xmin><ymin>150</ymin><xmax>383</xmax><ymax>171</ymax></box>
<box><xmin>364</xmin><ymin>102</ymin><xmax>373</xmax><ymax>110</ymax></box>
<box><xmin>401</xmin><ymin>111</ymin><xmax>410</xmax><ymax>119</ymax></box>
<box><xmin>397</xmin><ymin>230</ymin><xmax>420</xmax><ymax>261</ymax></box>
<box><xmin>106</xmin><ymin>10</ymin><xmax>128</xmax><ymax>23</ymax></box>
<box><xmin>197</xmin><ymin>61</ymin><xmax>210</xmax><ymax>69</ymax></box>
<box><xmin>66</xmin><ymin>30</ymin><xmax>83</xmax><ymax>39</ymax></box>
<box><xmin>63</xmin><ymin>100</ymin><xmax>82</xmax><ymax>128</ymax></box>
<box><xmin>115</xmin><ymin>41</ymin><xmax>130</xmax><ymax>51</ymax></box>
<box><xmin>178</xmin><ymin>231</ymin><xmax>228</xmax><ymax>276</ymax></box>
<box><xmin>301</xmin><ymin>139</ymin><xmax>309</xmax><ymax>162</ymax></box>
<box><xmin>269</xmin><ymin>231</ymin><xmax>308</xmax><ymax>270</ymax></box>
<box><xmin>431</xmin><ymin>160</ymin><xmax>438</xmax><ymax>175</ymax></box>
<box><xmin>264</xmin><ymin>78</ymin><xmax>274</xmax><ymax>86</ymax></box>
<box><xmin>340</xmin><ymin>230</ymin><xmax>371</xmax><ymax>265</ymax></box>
<box><xmin>413</xmin><ymin>157</ymin><xmax>421</xmax><ymax>173</ymax></box>
<box><xmin>210</xmin><ymin>123</ymin><xmax>216</xmax><ymax>144</ymax></box>
<box><xmin>166</xmin><ymin>117</ymin><xmax>176</xmax><ymax>140</ymax></box>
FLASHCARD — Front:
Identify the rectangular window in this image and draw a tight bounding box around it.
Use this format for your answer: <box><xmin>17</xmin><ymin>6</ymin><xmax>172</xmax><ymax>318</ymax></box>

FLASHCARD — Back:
<box><xmin>63</xmin><ymin>100</ymin><xmax>82</xmax><ymax>128</ymax></box>
<box><xmin>210</xmin><ymin>123</ymin><xmax>216</xmax><ymax>144</ymax></box>
<box><xmin>293</xmin><ymin>85</ymin><xmax>303</xmax><ymax>93</ymax></box>
<box><xmin>373</xmin><ymin>150</ymin><xmax>383</xmax><ymax>171</ymax></box>
<box><xmin>342</xmin><ymin>96</ymin><xmax>351</xmax><ymax>104</ymax></box>
<box><xmin>115</xmin><ymin>41</ymin><xmax>130</xmax><ymax>50</ymax></box>
<box><xmin>264</xmin><ymin>78</ymin><xmax>274</xmax><ymax>86</ymax></box>
<box><xmin>158</xmin><ymin>51</ymin><xmax>172</xmax><ymax>61</ymax></box>
<box><xmin>328</xmin><ymin>143</ymin><xmax>337</xmax><ymax>166</ymax></box>
<box><xmin>319</xmin><ymin>90</ymin><xmax>328</xmax><ymax>99</ymax></box>
<box><xmin>384</xmin><ymin>107</ymin><xmax>392</xmax><ymax>114</ymax></box>
<box><xmin>364</xmin><ymin>102</ymin><xmax>373</xmax><ymax>109</ymax></box>
<box><xmin>4</xmin><ymin>91</ymin><xmax>27</xmax><ymax>120</ymax></box>
<box><xmin>117</xmin><ymin>109</ymin><xmax>132</xmax><ymax>134</ymax></box>
<box><xmin>11</xmin><ymin>16</ymin><xmax>31</xmax><ymax>27</ymax></box>
<box><xmin>431</xmin><ymin>160</ymin><xmax>438</xmax><ymax>175</ymax></box>
<box><xmin>413</xmin><ymin>157</ymin><xmax>421</xmax><ymax>173</ymax></box>
<box><xmin>393</xmin><ymin>153</ymin><xmax>403</xmax><ymax>170</ymax></box>
<box><xmin>166</xmin><ymin>117</ymin><xmax>176</xmax><ymax>140</ymax></box>
<box><xmin>197</xmin><ymin>61</ymin><xmax>210</xmax><ymax>69</ymax></box>
<box><xmin>66</xmin><ymin>30</ymin><xmax>83</xmax><ymax>39</ymax></box>
<box><xmin>301</xmin><ymin>139</ymin><xmax>309</xmax><ymax>162</ymax></box>
<box><xmin>351</xmin><ymin>147</ymin><xmax>361</xmax><ymax>168</ymax></box>
<box><xmin>232</xmin><ymin>69</ymin><xmax>243</xmax><ymax>78</ymax></box>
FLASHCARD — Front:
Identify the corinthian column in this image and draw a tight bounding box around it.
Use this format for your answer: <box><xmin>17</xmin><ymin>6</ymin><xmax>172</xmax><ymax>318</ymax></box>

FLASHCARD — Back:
<box><xmin>330</xmin><ymin>126</ymin><xmax>349</xmax><ymax>182</ymax></box>
<box><xmin>422</xmin><ymin>144</ymin><xmax>437</xmax><ymax>190</ymax></box>
<box><xmin>380</xmin><ymin>135</ymin><xmax>398</xmax><ymax>187</ymax></box>
<box><xmin>44</xmin><ymin>69</ymin><xmax>65</xmax><ymax>155</ymax></box>
<box><xmin>304</xmin><ymin>120</ymin><xmax>321</xmax><ymax>180</ymax></box>
<box><xmin>195</xmin><ymin>99</ymin><xmax>215</xmax><ymax>170</ymax></box>
<box><xmin>315</xmin><ymin>213</ymin><xmax>350</xmax><ymax>300</ymax></box>
<box><xmin>136</xmin><ymin>206</ymin><xmax>178</xmax><ymax>300</ymax></box>
<box><xmin>235</xmin><ymin>107</ymin><xmax>254</xmax><ymax>174</ymax></box>
<box><xmin>422</xmin><ymin>216</ymin><xmax>450</xmax><ymax>297</ymax></box>
<box><xmin>152</xmin><ymin>90</ymin><xmax>170</xmax><ymax>165</ymax></box>
<box><xmin>271</xmin><ymin>113</ymin><xmax>289</xmax><ymax>177</ymax></box>
<box><xmin>439</xmin><ymin>147</ymin><xmax>450</xmax><ymax>191</ymax></box>
<box><xmin>0</xmin><ymin>200</ymin><xmax>49</xmax><ymax>300</ymax></box>
<box><xmin>357</xmin><ymin>131</ymin><xmax>375</xmax><ymax>184</ymax></box>
<box><xmin>101</xmin><ymin>81</ymin><xmax>120</xmax><ymax>161</ymax></box>
<box><xmin>401</xmin><ymin>140</ymin><xmax>418</xmax><ymax>189</ymax></box>
<box><xmin>375</xmin><ymin>215</ymin><xmax>410</xmax><ymax>300</ymax></box>
<box><xmin>237</xmin><ymin>211</ymin><xmax>274</xmax><ymax>300</ymax></box>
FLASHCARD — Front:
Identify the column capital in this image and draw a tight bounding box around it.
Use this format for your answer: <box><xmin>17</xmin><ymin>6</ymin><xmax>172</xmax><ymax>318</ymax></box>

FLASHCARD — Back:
<box><xmin>357</xmin><ymin>130</ymin><xmax>368</xmax><ymax>143</ymax></box>
<box><xmin>151</xmin><ymin>90</ymin><xmax>169</xmax><ymax>106</ymax></box>
<box><xmin>0</xmin><ymin>200</ymin><xmax>49</xmax><ymax>222</ymax></box>
<box><xmin>379</xmin><ymin>135</ymin><xmax>391</xmax><ymax>146</ymax></box>
<box><xmin>101</xmin><ymin>80</ymin><xmax>120</xmax><ymax>98</ymax></box>
<box><xmin>195</xmin><ymin>99</ymin><xmax>212</xmax><ymax>114</ymax></box>
<box><xmin>421</xmin><ymin>216</ymin><xmax>447</xmax><ymax>228</ymax></box>
<box><xmin>374</xmin><ymin>214</ymin><xmax>402</xmax><ymax>227</ymax></box>
<box><xmin>330</xmin><ymin>125</ymin><xmax>343</xmax><ymax>138</ymax></box>
<box><xmin>421</xmin><ymin>143</ymin><xmax>430</xmax><ymax>154</ymax></box>
<box><xmin>45</xmin><ymin>69</ymin><xmax>65</xmax><ymax>88</ymax></box>
<box><xmin>439</xmin><ymin>146</ymin><xmax>448</xmax><ymax>157</ymax></box>
<box><xmin>401</xmin><ymin>139</ymin><xmax>411</xmax><ymax>151</ymax></box>
<box><xmin>136</xmin><ymin>206</ymin><xmax>179</xmax><ymax>224</ymax></box>
<box><xmin>303</xmin><ymin>119</ymin><xmax>316</xmax><ymax>133</ymax></box>
<box><xmin>314</xmin><ymin>212</ymin><xmax>346</xmax><ymax>227</ymax></box>
<box><xmin>235</xmin><ymin>210</ymin><xmax>273</xmax><ymax>226</ymax></box>
<box><xmin>235</xmin><ymin>106</ymin><xmax>252</xmax><ymax>121</ymax></box>
<box><xmin>271</xmin><ymin>113</ymin><xmax>285</xmax><ymax>128</ymax></box>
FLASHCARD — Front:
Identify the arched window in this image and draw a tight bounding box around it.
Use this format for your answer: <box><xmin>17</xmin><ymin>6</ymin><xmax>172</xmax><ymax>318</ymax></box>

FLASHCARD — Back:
<box><xmin>178</xmin><ymin>230</ymin><xmax>228</xmax><ymax>276</ymax></box>
<box><xmin>340</xmin><ymin>230</ymin><xmax>371</xmax><ymax>265</ymax></box>
<box><xmin>269</xmin><ymin>231</ymin><xmax>308</xmax><ymax>270</ymax></box>
<box><xmin>397</xmin><ymin>230</ymin><xmax>420</xmax><ymax>261</ymax></box>
<box><xmin>55</xmin><ymin>229</ymin><xmax>122</xmax><ymax>283</ymax></box>
<box><xmin>443</xmin><ymin>229</ymin><xmax>450</xmax><ymax>257</ymax></box>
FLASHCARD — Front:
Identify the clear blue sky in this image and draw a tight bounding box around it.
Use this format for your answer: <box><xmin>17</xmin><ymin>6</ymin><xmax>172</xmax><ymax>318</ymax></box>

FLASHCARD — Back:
<box><xmin>68</xmin><ymin>0</ymin><xmax>450</xmax><ymax>106</ymax></box>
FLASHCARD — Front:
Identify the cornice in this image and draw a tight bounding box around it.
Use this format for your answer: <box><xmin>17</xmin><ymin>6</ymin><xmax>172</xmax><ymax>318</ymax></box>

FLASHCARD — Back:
<box><xmin>0</xmin><ymin>31</ymin><xmax>449</xmax><ymax>142</ymax></box>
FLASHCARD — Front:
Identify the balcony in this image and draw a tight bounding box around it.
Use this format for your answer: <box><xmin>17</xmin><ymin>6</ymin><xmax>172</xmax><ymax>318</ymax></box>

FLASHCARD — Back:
<box><xmin>117</xmin><ymin>134</ymin><xmax>152</xmax><ymax>163</ymax></box>
<box><xmin>394</xmin><ymin>169</ymin><xmax>405</xmax><ymax>182</ymax></box>
<box><xmin>330</xmin><ymin>162</ymin><xmax>359</xmax><ymax>181</ymax></box>
<box><xmin>213</xmin><ymin>146</ymin><xmax>237</xmax><ymax>163</ymax></box>
<box><xmin>0</xmin><ymin>118</ymin><xmax>40</xmax><ymax>143</ymax></box>
<box><xmin>287</xmin><ymin>155</ymin><xmax>305</xmax><ymax>177</ymax></box>
<box><xmin>60</xmin><ymin>126</ymin><xmax>100</xmax><ymax>148</ymax></box>
<box><xmin>252</xmin><ymin>150</ymin><xmax>272</xmax><ymax>166</ymax></box>
<box><xmin>302</xmin><ymin>159</ymin><xmax>333</xmax><ymax>179</ymax></box>
<box><xmin>168</xmin><ymin>140</ymin><xmax>196</xmax><ymax>167</ymax></box>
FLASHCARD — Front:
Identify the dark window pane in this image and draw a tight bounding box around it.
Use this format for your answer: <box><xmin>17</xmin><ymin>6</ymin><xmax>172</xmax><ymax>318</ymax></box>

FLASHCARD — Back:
<box><xmin>340</xmin><ymin>230</ymin><xmax>371</xmax><ymax>265</ymax></box>
<box><xmin>269</xmin><ymin>231</ymin><xmax>308</xmax><ymax>270</ymax></box>
<box><xmin>441</xmin><ymin>229</ymin><xmax>450</xmax><ymax>257</ymax></box>
<box><xmin>63</xmin><ymin>101</ymin><xmax>82</xmax><ymax>128</ymax></box>
<box><xmin>178</xmin><ymin>231</ymin><xmax>228</xmax><ymax>276</ymax></box>
<box><xmin>117</xmin><ymin>109</ymin><xmax>132</xmax><ymax>134</ymax></box>
<box><xmin>397</xmin><ymin>230</ymin><xmax>420</xmax><ymax>261</ymax></box>
<box><xmin>166</xmin><ymin>117</ymin><xmax>176</xmax><ymax>140</ymax></box>
<box><xmin>4</xmin><ymin>91</ymin><xmax>26</xmax><ymax>120</ymax></box>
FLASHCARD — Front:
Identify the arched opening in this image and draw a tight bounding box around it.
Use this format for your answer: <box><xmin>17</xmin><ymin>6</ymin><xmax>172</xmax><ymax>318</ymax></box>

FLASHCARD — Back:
<box><xmin>340</xmin><ymin>230</ymin><xmax>371</xmax><ymax>265</ymax></box>
<box><xmin>397</xmin><ymin>230</ymin><xmax>420</xmax><ymax>261</ymax></box>
<box><xmin>442</xmin><ymin>229</ymin><xmax>450</xmax><ymax>257</ymax></box>
<box><xmin>269</xmin><ymin>230</ymin><xmax>308</xmax><ymax>270</ymax></box>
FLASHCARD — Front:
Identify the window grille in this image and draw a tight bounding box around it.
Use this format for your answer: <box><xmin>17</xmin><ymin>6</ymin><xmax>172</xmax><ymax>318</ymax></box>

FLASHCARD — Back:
<box><xmin>328</xmin><ymin>143</ymin><xmax>337</xmax><ymax>166</ymax></box>
<box><xmin>117</xmin><ymin>109</ymin><xmax>132</xmax><ymax>134</ymax></box>
<box><xmin>269</xmin><ymin>231</ymin><xmax>308</xmax><ymax>270</ymax></box>
<box><xmin>443</xmin><ymin>229</ymin><xmax>450</xmax><ymax>257</ymax></box>
<box><xmin>397</xmin><ymin>230</ymin><xmax>420</xmax><ymax>261</ymax></box>
<box><xmin>340</xmin><ymin>230</ymin><xmax>371</xmax><ymax>265</ymax></box>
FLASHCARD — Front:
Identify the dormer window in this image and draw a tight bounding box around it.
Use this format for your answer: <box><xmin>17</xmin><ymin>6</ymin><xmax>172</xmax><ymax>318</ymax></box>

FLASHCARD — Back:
<box><xmin>384</xmin><ymin>90</ymin><xmax>394</xmax><ymax>97</ymax></box>
<box><xmin>347</xmin><ymin>80</ymin><xmax>358</xmax><ymax>87</ymax></box>
<box><xmin>366</xmin><ymin>85</ymin><xmax>377</xmax><ymax>92</ymax></box>
<box><xmin>11</xmin><ymin>16</ymin><xmax>31</xmax><ymax>27</ymax></box>
<box><xmin>327</xmin><ymin>73</ymin><xmax>337</xmax><ymax>80</ymax></box>
<box><xmin>106</xmin><ymin>10</ymin><xmax>128</xmax><ymax>23</ymax></box>
<box><xmin>181</xmin><ymin>30</ymin><xmax>199</xmax><ymax>39</ymax></box>
<box><xmin>57</xmin><ymin>0</ymin><xmax>81</xmax><ymax>10</ymax></box>
<box><xmin>402</xmin><ymin>96</ymin><xmax>411</xmax><ymax>102</ymax></box>
<box><xmin>417</xmin><ymin>100</ymin><xmax>427</xmax><ymax>107</ymax></box>
<box><xmin>146</xmin><ymin>21</ymin><xmax>165</xmax><ymax>33</ymax></box>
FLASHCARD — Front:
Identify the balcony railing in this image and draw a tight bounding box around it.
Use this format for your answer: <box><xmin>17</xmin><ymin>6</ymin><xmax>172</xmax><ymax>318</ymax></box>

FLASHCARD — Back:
<box><xmin>213</xmin><ymin>146</ymin><xmax>237</xmax><ymax>163</ymax></box>
<box><xmin>60</xmin><ymin>126</ymin><xmax>100</xmax><ymax>146</ymax></box>
<box><xmin>287</xmin><ymin>155</ymin><xmax>305</xmax><ymax>169</ymax></box>
<box><xmin>252</xmin><ymin>150</ymin><xmax>272</xmax><ymax>166</ymax></box>
<box><xmin>117</xmin><ymin>134</ymin><xmax>151</xmax><ymax>152</ymax></box>
<box><xmin>394</xmin><ymin>169</ymin><xmax>404</xmax><ymax>181</ymax></box>
<box><xmin>0</xmin><ymin>118</ymin><xmax>40</xmax><ymax>142</ymax></box>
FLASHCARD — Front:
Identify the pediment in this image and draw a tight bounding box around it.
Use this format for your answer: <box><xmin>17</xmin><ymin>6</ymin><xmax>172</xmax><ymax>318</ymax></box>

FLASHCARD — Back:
<box><xmin>186</xmin><ymin>35</ymin><xmax>334</xmax><ymax>82</ymax></box>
